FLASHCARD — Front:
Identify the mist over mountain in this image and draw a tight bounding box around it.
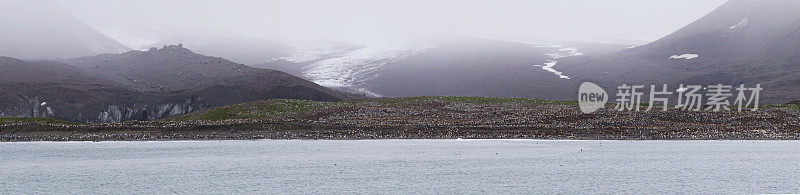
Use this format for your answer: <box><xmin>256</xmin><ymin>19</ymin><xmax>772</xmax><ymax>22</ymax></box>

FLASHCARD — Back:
<box><xmin>52</xmin><ymin>0</ymin><xmax>727</xmax><ymax>67</ymax></box>
<box><xmin>0</xmin><ymin>0</ymin><xmax>129</xmax><ymax>59</ymax></box>
<box><xmin>129</xmin><ymin>33</ymin><xmax>294</xmax><ymax>66</ymax></box>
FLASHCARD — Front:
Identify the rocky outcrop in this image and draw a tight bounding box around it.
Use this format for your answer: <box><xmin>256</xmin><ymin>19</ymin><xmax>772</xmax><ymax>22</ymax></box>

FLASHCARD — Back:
<box><xmin>0</xmin><ymin>96</ymin><xmax>55</xmax><ymax>118</ymax></box>
<box><xmin>96</xmin><ymin>97</ymin><xmax>204</xmax><ymax>123</ymax></box>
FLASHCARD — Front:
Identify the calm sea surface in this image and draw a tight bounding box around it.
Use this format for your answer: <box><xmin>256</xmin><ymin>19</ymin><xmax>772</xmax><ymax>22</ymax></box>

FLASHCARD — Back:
<box><xmin>2</xmin><ymin>140</ymin><xmax>800</xmax><ymax>194</ymax></box>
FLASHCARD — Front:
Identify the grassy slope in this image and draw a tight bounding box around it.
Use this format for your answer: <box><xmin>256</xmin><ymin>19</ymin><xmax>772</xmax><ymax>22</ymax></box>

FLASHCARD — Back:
<box><xmin>0</xmin><ymin>117</ymin><xmax>75</xmax><ymax>125</ymax></box>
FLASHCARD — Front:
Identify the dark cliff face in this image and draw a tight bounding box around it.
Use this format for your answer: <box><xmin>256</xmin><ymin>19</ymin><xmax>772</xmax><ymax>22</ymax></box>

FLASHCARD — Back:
<box><xmin>1</xmin><ymin>45</ymin><xmax>350</xmax><ymax>122</ymax></box>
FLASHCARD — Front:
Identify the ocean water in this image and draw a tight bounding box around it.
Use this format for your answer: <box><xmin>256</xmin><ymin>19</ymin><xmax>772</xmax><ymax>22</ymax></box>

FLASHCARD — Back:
<box><xmin>1</xmin><ymin>140</ymin><xmax>800</xmax><ymax>194</ymax></box>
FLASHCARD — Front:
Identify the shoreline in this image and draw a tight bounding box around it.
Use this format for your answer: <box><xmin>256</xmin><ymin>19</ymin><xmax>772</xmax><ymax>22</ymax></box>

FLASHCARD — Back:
<box><xmin>3</xmin><ymin>123</ymin><xmax>800</xmax><ymax>142</ymax></box>
<box><xmin>4</xmin><ymin>98</ymin><xmax>800</xmax><ymax>142</ymax></box>
<box><xmin>3</xmin><ymin>139</ymin><xmax>798</xmax><ymax>143</ymax></box>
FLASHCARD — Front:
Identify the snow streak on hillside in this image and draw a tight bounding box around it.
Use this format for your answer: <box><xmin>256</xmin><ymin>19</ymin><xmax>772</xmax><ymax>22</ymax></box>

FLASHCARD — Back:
<box><xmin>302</xmin><ymin>44</ymin><xmax>437</xmax><ymax>97</ymax></box>
<box><xmin>669</xmin><ymin>54</ymin><xmax>699</xmax><ymax>60</ymax></box>
<box><xmin>533</xmin><ymin>45</ymin><xmax>583</xmax><ymax>79</ymax></box>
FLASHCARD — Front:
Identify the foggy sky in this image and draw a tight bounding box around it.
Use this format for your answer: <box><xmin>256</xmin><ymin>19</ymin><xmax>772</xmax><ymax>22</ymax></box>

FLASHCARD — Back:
<box><xmin>57</xmin><ymin>0</ymin><xmax>728</xmax><ymax>48</ymax></box>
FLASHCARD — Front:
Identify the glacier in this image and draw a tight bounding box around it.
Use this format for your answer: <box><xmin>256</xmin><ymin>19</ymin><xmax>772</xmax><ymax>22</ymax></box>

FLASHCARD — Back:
<box><xmin>301</xmin><ymin>44</ymin><xmax>437</xmax><ymax>97</ymax></box>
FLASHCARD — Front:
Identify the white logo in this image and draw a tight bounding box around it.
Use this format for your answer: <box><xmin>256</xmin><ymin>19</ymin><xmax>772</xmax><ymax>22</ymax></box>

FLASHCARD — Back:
<box><xmin>578</xmin><ymin>81</ymin><xmax>608</xmax><ymax>114</ymax></box>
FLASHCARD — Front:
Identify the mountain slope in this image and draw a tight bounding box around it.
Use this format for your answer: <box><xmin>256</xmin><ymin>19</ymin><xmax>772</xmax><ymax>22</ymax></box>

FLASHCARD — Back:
<box><xmin>629</xmin><ymin>0</ymin><xmax>800</xmax><ymax>61</ymax></box>
<box><xmin>257</xmin><ymin>38</ymin><xmax>625</xmax><ymax>99</ymax></box>
<box><xmin>66</xmin><ymin>45</ymin><xmax>335</xmax><ymax>93</ymax></box>
<box><xmin>366</xmin><ymin>39</ymin><xmax>574</xmax><ymax>99</ymax></box>
<box><xmin>559</xmin><ymin>0</ymin><xmax>800</xmax><ymax>104</ymax></box>
<box><xmin>1</xmin><ymin>45</ymin><xmax>354</xmax><ymax>122</ymax></box>
<box><xmin>63</xmin><ymin>45</ymin><xmax>351</xmax><ymax>113</ymax></box>
<box><xmin>0</xmin><ymin>0</ymin><xmax>129</xmax><ymax>59</ymax></box>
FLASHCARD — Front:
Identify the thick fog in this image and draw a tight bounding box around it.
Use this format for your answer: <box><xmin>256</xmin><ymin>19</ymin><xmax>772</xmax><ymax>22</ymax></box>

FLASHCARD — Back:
<box><xmin>52</xmin><ymin>0</ymin><xmax>729</xmax><ymax>48</ymax></box>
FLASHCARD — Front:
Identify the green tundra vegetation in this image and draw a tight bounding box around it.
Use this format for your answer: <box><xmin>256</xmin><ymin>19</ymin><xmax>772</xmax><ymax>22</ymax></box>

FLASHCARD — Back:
<box><xmin>0</xmin><ymin>117</ymin><xmax>76</xmax><ymax>125</ymax></box>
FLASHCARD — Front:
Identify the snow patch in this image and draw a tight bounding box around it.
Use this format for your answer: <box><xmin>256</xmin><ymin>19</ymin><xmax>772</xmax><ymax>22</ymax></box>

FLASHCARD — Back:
<box><xmin>729</xmin><ymin>17</ymin><xmax>749</xmax><ymax>30</ymax></box>
<box><xmin>669</xmin><ymin>54</ymin><xmax>699</xmax><ymax>60</ymax></box>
